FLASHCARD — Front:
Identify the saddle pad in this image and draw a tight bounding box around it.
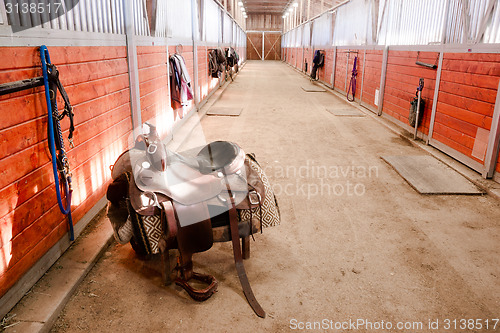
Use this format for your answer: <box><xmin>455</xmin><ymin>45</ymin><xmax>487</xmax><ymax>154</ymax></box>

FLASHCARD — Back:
<box><xmin>239</xmin><ymin>155</ymin><xmax>281</xmax><ymax>228</ymax></box>
<box><xmin>140</xmin><ymin>215</ymin><xmax>163</xmax><ymax>253</ymax></box>
<box><xmin>130</xmin><ymin>213</ymin><xmax>163</xmax><ymax>255</ymax></box>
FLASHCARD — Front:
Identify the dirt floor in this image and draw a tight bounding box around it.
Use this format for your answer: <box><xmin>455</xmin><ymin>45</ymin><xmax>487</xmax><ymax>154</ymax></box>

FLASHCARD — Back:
<box><xmin>51</xmin><ymin>61</ymin><xmax>500</xmax><ymax>332</ymax></box>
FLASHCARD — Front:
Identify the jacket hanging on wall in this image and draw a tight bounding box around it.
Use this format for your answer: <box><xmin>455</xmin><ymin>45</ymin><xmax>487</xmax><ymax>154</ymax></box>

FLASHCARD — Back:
<box><xmin>310</xmin><ymin>50</ymin><xmax>325</xmax><ymax>80</ymax></box>
<box><xmin>169</xmin><ymin>53</ymin><xmax>193</xmax><ymax>117</ymax></box>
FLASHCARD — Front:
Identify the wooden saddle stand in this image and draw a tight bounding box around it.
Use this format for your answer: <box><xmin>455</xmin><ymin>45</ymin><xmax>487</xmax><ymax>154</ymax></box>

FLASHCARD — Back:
<box><xmin>106</xmin><ymin>124</ymin><xmax>279</xmax><ymax>318</ymax></box>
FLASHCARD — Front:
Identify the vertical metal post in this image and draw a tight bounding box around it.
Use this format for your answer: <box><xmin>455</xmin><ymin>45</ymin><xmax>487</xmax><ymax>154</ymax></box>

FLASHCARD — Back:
<box><xmin>359</xmin><ymin>48</ymin><xmax>366</xmax><ymax>104</ymax></box>
<box><xmin>344</xmin><ymin>50</ymin><xmax>349</xmax><ymax>92</ymax></box>
<box><xmin>427</xmin><ymin>52</ymin><xmax>444</xmax><ymax>144</ymax></box>
<box><xmin>124</xmin><ymin>0</ymin><xmax>142</xmax><ymax>135</ymax></box>
<box><xmin>414</xmin><ymin>79</ymin><xmax>423</xmax><ymax>140</ymax></box>
<box><xmin>377</xmin><ymin>45</ymin><xmax>389</xmax><ymax>116</ymax></box>
<box><xmin>331</xmin><ymin>46</ymin><xmax>336</xmax><ymax>88</ymax></box>
<box><xmin>483</xmin><ymin>80</ymin><xmax>500</xmax><ymax>178</ymax></box>
<box><xmin>299</xmin><ymin>0</ymin><xmax>303</xmax><ymax>24</ymax></box>
<box><xmin>262</xmin><ymin>31</ymin><xmax>265</xmax><ymax>60</ymax></box>
<box><xmin>191</xmin><ymin>0</ymin><xmax>200</xmax><ymax>105</ymax></box>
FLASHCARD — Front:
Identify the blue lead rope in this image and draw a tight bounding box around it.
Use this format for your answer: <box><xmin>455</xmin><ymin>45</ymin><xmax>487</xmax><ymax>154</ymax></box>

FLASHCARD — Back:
<box><xmin>40</xmin><ymin>45</ymin><xmax>74</xmax><ymax>241</ymax></box>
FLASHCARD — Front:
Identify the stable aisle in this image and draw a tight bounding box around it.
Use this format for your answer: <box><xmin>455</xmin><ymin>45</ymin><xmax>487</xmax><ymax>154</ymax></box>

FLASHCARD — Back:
<box><xmin>51</xmin><ymin>61</ymin><xmax>500</xmax><ymax>332</ymax></box>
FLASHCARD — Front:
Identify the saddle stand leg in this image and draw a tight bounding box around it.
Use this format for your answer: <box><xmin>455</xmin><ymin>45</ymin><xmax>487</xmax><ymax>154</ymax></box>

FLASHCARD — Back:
<box><xmin>174</xmin><ymin>219</ymin><xmax>218</xmax><ymax>301</ymax></box>
<box><xmin>160</xmin><ymin>248</ymin><xmax>173</xmax><ymax>285</ymax></box>
<box><xmin>226</xmin><ymin>181</ymin><xmax>265</xmax><ymax>318</ymax></box>
<box><xmin>242</xmin><ymin>236</ymin><xmax>250</xmax><ymax>260</ymax></box>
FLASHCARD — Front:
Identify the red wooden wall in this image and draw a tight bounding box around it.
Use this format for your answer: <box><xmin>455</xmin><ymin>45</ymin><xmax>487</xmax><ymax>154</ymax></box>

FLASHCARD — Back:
<box><xmin>383</xmin><ymin>51</ymin><xmax>438</xmax><ymax>134</ymax></box>
<box><xmin>0</xmin><ymin>46</ymin><xmax>132</xmax><ymax>298</ymax></box>
<box><xmin>137</xmin><ymin>46</ymin><xmax>170</xmax><ymax>129</ymax></box>
<box><xmin>361</xmin><ymin>50</ymin><xmax>383</xmax><ymax>109</ymax></box>
<box><xmin>323</xmin><ymin>49</ymin><xmax>335</xmax><ymax>86</ymax></box>
<box><xmin>304</xmin><ymin>48</ymin><xmax>313</xmax><ymax>74</ymax></box>
<box><xmin>433</xmin><ymin>53</ymin><xmax>500</xmax><ymax>165</ymax></box>
<box><xmin>334</xmin><ymin>50</ymin><xmax>348</xmax><ymax>93</ymax></box>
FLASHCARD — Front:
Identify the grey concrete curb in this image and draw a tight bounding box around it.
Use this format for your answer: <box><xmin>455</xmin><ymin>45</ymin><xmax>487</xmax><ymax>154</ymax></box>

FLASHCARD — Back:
<box><xmin>3</xmin><ymin>211</ymin><xmax>114</xmax><ymax>333</ymax></box>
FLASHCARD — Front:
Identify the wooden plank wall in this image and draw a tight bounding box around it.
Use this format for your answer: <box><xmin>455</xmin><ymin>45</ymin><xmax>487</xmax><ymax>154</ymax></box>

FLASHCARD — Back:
<box><xmin>361</xmin><ymin>50</ymin><xmax>383</xmax><ymax>110</ymax></box>
<box><xmin>334</xmin><ymin>50</ymin><xmax>348</xmax><ymax>93</ymax></box>
<box><xmin>304</xmin><ymin>48</ymin><xmax>313</xmax><ymax>74</ymax></box>
<box><xmin>323</xmin><ymin>49</ymin><xmax>335</xmax><ymax>86</ymax></box>
<box><xmin>497</xmin><ymin>151</ymin><xmax>500</xmax><ymax>175</ymax></box>
<box><xmin>247</xmin><ymin>33</ymin><xmax>263</xmax><ymax>60</ymax></box>
<box><xmin>246</xmin><ymin>14</ymin><xmax>282</xmax><ymax>32</ymax></box>
<box><xmin>263</xmin><ymin>33</ymin><xmax>281</xmax><ymax>60</ymax></box>
<box><xmin>0</xmin><ymin>46</ymin><xmax>132</xmax><ymax>298</ymax></box>
<box><xmin>432</xmin><ymin>53</ymin><xmax>500</xmax><ymax>165</ymax></box>
<box><xmin>137</xmin><ymin>46</ymin><xmax>170</xmax><ymax>131</ymax></box>
<box><xmin>383</xmin><ymin>51</ymin><xmax>438</xmax><ymax>134</ymax></box>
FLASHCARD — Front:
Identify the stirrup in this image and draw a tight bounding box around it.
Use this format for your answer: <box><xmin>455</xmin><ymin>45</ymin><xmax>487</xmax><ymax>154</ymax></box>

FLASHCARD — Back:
<box><xmin>175</xmin><ymin>272</ymin><xmax>218</xmax><ymax>302</ymax></box>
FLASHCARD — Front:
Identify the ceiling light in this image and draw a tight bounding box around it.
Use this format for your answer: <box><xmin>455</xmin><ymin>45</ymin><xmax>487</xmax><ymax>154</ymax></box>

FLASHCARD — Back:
<box><xmin>289</xmin><ymin>7</ymin><xmax>293</xmax><ymax>12</ymax></box>
<box><xmin>241</xmin><ymin>7</ymin><xmax>245</xmax><ymax>11</ymax></box>
<box><xmin>293</xmin><ymin>2</ymin><xmax>298</xmax><ymax>7</ymax></box>
<box><xmin>238</xmin><ymin>1</ymin><xmax>243</xmax><ymax>6</ymax></box>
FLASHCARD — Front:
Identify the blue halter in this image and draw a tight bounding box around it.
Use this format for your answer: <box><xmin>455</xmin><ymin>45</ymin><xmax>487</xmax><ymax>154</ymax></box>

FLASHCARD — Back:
<box><xmin>40</xmin><ymin>45</ymin><xmax>74</xmax><ymax>241</ymax></box>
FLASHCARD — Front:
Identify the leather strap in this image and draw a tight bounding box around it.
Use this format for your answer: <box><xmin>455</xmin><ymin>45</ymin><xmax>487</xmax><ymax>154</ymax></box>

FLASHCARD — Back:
<box><xmin>226</xmin><ymin>180</ymin><xmax>266</xmax><ymax>318</ymax></box>
<box><xmin>160</xmin><ymin>200</ymin><xmax>177</xmax><ymax>249</ymax></box>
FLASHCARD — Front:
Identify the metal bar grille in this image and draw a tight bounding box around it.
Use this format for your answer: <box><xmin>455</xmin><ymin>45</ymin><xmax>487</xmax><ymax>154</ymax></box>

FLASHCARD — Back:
<box><xmin>285</xmin><ymin>0</ymin><xmax>499</xmax><ymax>46</ymax></box>
<box><xmin>0</xmin><ymin>0</ymin><xmax>246</xmax><ymax>42</ymax></box>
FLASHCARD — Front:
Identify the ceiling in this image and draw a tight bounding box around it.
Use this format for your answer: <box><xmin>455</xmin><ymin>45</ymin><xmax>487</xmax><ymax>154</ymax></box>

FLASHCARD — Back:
<box><xmin>242</xmin><ymin>0</ymin><xmax>343</xmax><ymax>15</ymax></box>
<box><xmin>242</xmin><ymin>0</ymin><xmax>289</xmax><ymax>14</ymax></box>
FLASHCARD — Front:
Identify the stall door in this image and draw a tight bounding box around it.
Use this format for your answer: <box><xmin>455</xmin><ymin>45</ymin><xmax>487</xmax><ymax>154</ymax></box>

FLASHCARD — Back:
<box><xmin>247</xmin><ymin>32</ymin><xmax>281</xmax><ymax>60</ymax></box>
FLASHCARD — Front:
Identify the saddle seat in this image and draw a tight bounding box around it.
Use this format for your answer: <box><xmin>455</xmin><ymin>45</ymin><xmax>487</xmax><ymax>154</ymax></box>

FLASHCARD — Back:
<box><xmin>132</xmin><ymin>141</ymin><xmax>247</xmax><ymax>209</ymax></box>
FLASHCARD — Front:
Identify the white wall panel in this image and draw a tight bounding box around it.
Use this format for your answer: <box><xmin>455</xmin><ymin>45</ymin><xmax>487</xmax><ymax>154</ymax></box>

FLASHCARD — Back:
<box><xmin>165</xmin><ymin>0</ymin><xmax>191</xmax><ymax>39</ymax></box>
<box><xmin>204</xmin><ymin>0</ymin><xmax>220</xmax><ymax>43</ymax></box>
<box><xmin>311</xmin><ymin>12</ymin><xmax>331</xmax><ymax>46</ymax></box>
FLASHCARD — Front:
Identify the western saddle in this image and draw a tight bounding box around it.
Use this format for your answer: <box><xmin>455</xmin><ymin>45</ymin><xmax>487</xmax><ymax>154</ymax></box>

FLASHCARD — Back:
<box><xmin>107</xmin><ymin>123</ymin><xmax>277</xmax><ymax>318</ymax></box>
